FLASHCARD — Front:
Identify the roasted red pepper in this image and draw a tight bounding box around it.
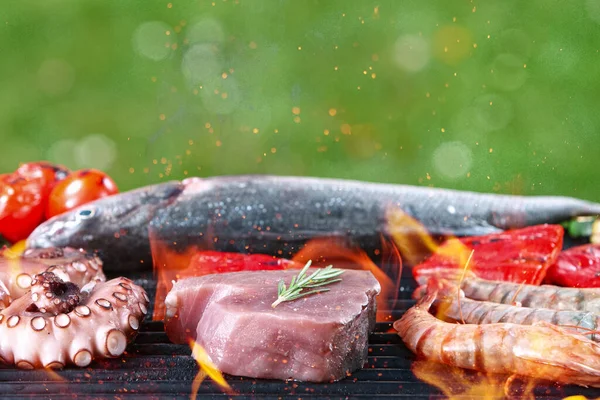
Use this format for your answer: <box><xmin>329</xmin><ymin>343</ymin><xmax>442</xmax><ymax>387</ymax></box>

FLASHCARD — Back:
<box><xmin>544</xmin><ymin>243</ymin><xmax>600</xmax><ymax>288</ymax></box>
<box><xmin>412</xmin><ymin>224</ymin><xmax>564</xmax><ymax>285</ymax></box>
<box><xmin>153</xmin><ymin>250</ymin><xmax>303</xmax><ymax>320</ymax></box>
<box><xmin>187</xmin><ymin>251</ymin><xmax>302</xmax><ymax>275</ymax></box>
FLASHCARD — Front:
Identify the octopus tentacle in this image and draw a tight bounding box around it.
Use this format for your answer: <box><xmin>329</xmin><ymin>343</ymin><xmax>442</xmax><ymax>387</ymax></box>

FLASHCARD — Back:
<box><xmin>0</xmin><ymin>272</ymin><xmax>148</xmax><ymax>369</ymax></box>
<box><xmin>0</xmin><ymin>247</ymin><xmax>104</xmax><ymax>308</ymax></box>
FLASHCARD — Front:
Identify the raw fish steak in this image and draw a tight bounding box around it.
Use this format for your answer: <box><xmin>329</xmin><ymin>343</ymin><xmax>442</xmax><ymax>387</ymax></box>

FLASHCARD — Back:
<box><xmin>164</xmin><ymin>268</ymin><xmax>381</xmax><ymax>382</ymax></box>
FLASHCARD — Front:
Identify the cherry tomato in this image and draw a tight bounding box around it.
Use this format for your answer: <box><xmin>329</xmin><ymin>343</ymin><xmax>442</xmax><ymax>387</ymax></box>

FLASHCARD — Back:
<box><xmin>16</xmin><ymin>161</ymin><xmax>70</xmax><ymax>194</ymax></box>
<box><xmin>0</xmin><ymin>173</ymin><xmax>45</xmax><ymax>243</ymax></box>
<box><xmin>46</xmin><ymin>169</ymin><xmax>119</xmax><ymax>218</ymax></box>
<box><xmin>412</xmin><ymin>224</ymin><xmax>564</xmax><ymax>285</ymax></box>
<box><xmin>544</xmin><ymin>244</ymin><xmax>600</xmax><ymax>288</ymax></box>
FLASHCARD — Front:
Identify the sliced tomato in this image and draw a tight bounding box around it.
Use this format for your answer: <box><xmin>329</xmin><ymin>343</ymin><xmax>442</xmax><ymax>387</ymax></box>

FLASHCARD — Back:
<box><xmin>412</xmin><ymin>224</ymin><xmax>564</xmax><ymax>285</ymax></box>
<box><xmin>46</xmin><ymin>169</ymin><xmax>118</xmax><ymax>219</ymax></box>
<box><xmin>0</xmin><ymin>174</ymin><xmax>46</xmax><ymax>243</ymax></box>
<box><xmin>544</xmin><ymin>244</ymin><xmax>600</xmax><ymax>288</ymax></box>
<box><xmin>188</xmin><ymin>251</ymin><xmax>303</xmax><ymax>275</ymax></box>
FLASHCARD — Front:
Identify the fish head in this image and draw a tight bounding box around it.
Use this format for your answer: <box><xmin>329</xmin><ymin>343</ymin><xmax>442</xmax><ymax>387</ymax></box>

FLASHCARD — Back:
<box><xmin>27</xmin><ymin>181</ymin><xmax>183</xmax><ymax>272</ymax></box>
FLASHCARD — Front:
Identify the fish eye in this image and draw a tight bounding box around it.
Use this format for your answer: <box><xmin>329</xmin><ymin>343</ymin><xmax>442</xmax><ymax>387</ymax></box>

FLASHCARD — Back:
<box><xmin>77</xmin><ymin>208</ymin><xmax>95</xmax><ymax>219</ymax></box>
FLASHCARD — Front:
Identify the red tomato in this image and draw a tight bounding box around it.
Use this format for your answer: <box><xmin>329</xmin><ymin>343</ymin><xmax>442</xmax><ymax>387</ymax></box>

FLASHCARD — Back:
<box><xmin>46</xmin><ymin>169</ymin><xmax>119</xmax><ymax>218</ymax></box>
<box><xmin>0</xmin><ymin>174</ymin><xmax>45</xmax><ymax>243</ymax></box>
<box><xmin>412</xmin><ymin>224</ymin><xmax>564</xmax><ymax>285</ymax></box>
<box><xmin>16</xmin><ymin>161</ymin><xmax>70</xmax><ymax>194</ymax></box>
<box><xmin>188</xmin><ymin>251</ymin><xmax>302</xmax><ymax>275</ymax></box>
<box><xmin>544</xmin><ymin>244</ymin><xmax>600</xmax><ymax>288</ymax></box>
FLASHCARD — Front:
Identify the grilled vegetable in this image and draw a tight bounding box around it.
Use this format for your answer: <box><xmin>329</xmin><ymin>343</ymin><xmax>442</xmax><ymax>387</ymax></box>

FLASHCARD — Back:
<box><xmin>412</xmin><ymin>225</ymin><xmax>564</xmax><ymax>285</ymax></box>
<box><xmin>545</xmin><ymin>244</ymin><xmax>600</xmax><ymax>288</ymax></box>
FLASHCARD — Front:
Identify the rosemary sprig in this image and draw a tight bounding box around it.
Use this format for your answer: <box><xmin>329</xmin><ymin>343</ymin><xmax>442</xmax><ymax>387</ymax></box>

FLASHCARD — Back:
<box><xmin>271</xmin><ymin>260</ymin><xmax>345</xmax><ymax>308</ymax></box>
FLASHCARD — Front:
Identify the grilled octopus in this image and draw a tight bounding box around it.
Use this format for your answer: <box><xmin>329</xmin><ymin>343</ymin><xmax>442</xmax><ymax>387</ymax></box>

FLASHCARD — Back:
<box><xmin>0</xmin><ymin>270</ymin><xmax>149</xmax><ymax>369</ymax></box>
<box><xmin>0</xmin><ymin>247</ymin><xmax>105</xmax><ymax>309</ymax></box>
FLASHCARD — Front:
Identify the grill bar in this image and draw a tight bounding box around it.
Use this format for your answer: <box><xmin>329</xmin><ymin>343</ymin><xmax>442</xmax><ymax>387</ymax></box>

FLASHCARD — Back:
<box><xmin>0</xmin><ymin>273</ymin><xmax>599</xmax><ymax>399</ymax></box>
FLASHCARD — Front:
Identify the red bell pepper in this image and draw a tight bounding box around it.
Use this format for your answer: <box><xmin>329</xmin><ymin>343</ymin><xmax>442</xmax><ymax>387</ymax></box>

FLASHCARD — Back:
<box><xmin>544</xmin><ymin>243</ymin><xmax>600</xmax><ymax>288</ymax></box>
<box><xmin>412</xmin><ymin>224</ymin><xmax>564</xmax><ymax>285</ymax></box>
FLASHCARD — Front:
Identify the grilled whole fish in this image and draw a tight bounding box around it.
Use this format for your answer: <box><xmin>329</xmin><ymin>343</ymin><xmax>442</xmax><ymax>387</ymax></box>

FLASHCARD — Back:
<box><xmin>26</xmin><ymin>175</ymin><xmax>600</xmax><ymax>272</ymax></box>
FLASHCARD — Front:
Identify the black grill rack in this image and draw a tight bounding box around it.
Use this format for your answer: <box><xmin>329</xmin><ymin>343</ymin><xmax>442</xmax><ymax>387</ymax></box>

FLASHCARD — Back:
<box><xmin>1</xmin><ymin>272</ymin><xmax>600</xmax><ymax>399</ymax></box>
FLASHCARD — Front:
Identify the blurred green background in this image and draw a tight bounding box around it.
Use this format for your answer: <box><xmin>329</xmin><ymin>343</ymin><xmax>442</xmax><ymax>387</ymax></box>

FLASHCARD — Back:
<box><xmin>1</xmin><ymin>0</ymin><xmax>599</xmax><ymax>200</ymax></box>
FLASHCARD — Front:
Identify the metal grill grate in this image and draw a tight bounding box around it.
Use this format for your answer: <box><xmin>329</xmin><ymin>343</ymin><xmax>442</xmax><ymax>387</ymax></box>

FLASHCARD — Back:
<box><xmin>0</xmin><ymin>271</ymin><xmax>599</xmax><ymax>399</ymax></box>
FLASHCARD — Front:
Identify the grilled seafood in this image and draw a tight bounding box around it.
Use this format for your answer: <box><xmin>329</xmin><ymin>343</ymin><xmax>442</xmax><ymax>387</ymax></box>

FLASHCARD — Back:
<box><xmin>0</xmin><ymin>271</ymin><xmax>148</xmax><ymax>369</ymax></box>
<box><xmin>461</xmin><ymin>276</ymin><xmax>600</xmax><ymax>312</ymax></box>
<box><xmin>394</xmin><ymin>292</ymin><xmax>600</xmax><ymax>388</ymax></box>
<box><xmin>0</xmin><ymin>247</ymin><xmax>105</xmax><ymax>308</ymax></box>
<box><xmin>27</xmin><ymin>175</ymin><xmax>600</xmax><ymax>272</ymax></box>
<box><xmin>425</xmin><ymin>278</ymin><xmax>600</xmax><ymax>341</ymax></box>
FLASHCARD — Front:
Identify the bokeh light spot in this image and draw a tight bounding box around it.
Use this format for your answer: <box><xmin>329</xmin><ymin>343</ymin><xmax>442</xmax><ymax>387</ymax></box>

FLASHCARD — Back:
<box><xmin>181</xmin><ymin>44</ymin><xmax>223</xmax><ymax>88</ymax></box>
<box><xmin>489</xmin><ymin>53</ymin><xmax>528</xmax><ymax>91</ymax></box>
<box><xmin>74</xmin><ymin>134</ymin><xmax>118</xmax><ymax>171</ymax></box>
<box><xmin>186</xmin><ymin>18</ymin><xmax>225</xmax><ymax>45</ymax></box>
<box><xmin>132</xmin><ymin>21</ymin><xmax>173</xmax><ymax>61</ymax></box>
<box><xmin>537</xmin><ymin>42</ymin><xmax>578</xmax><ymax>77</ymax></box>
<box><xmin>37</xmin><ymin>59</ymin><xmax>75</xmax><ymax>96</ymax></box>
<box><xmin>586</xmin><ymin>0</ymin><xmax>600</xmax><ymax>24</ymax></box>
<box><xmin>393</xmin><ymin>34</ymin><xmax>430</xmax><ymax>72</ymax></box>
<box><xmin>47</xmin><ymin>139</ymin><xmax>78</xmax><ymax>168</ymax></box>
<box><xmin>432</xmin><ymin>25</ymin><xmax>472</xmax><ymax>65</ymax></box>
<box><xmin>494</xmin><ymin>29</ymin><xmax>532</xmax><ymax>59</ymax></box>
<box><xmin>432</xmin><ymin>141</ymin><xmax>473</xmax><ymax>180</ymax></box>
<box><xmin>200</xmin><ymin>76</ymin><xmax>241</xmax><ymax>115</ymax></box>
<box><xmin>472</xmin><ymin>94</ymin><xmax>514</xmax><ymax>132</ymax></box>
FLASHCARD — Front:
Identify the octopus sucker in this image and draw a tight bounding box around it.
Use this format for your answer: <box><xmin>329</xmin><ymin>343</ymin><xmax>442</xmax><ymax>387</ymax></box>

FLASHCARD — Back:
<box><xmin>0</xmin><ymin>270</ymin><xmax>148</xmax><ymax>369</ymax></box>
<box><xmin>72</xmin><ymin>349</ymin><xmax>92</xmax><ymax>367</ymax></box>
<box><xmin>98</xmin><ymin>328</ymin><xmax>128</xmax><ymax>356</ymax></box>
<box><xmin>0</xmin><ymin>247</ymin><xmax>105</xmax><ymax>309</ymax></box>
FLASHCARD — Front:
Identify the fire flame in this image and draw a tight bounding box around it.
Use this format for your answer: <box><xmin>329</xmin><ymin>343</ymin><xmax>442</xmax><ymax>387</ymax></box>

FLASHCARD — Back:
<box><xmin>2</xmin><ymin>240</ymin><xmax>28</xmax><ymax>276</ymax></box>
<box><xmin>385</xmin><ymin>206</ymin><xmax>471</xmax><ymax>268</ymax></box>
<box><xmin>290</xmin><ymin>236</ymin><xmax>402</xmax><ymax>322</ymax></box>
<box><xmin>151</xmin><ymin>234</ymin><xmax>402</xmax><ymax>322</ymax></box>
<box><xmin>189</xmin><ymin>339</ymin><xmax>233</xmax><ymax>398</ymax></box>
<box><xmin>412</xmin><ymin>361</ymin><xmax>540</xmax><ymax>400</ymax></box>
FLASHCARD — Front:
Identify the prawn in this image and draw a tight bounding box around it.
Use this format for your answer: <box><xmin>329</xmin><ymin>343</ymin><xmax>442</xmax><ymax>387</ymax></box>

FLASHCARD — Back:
<box><xmin>393</xmin><ymin>292</ymin><xmax>600</xmax><ymax>388</ymax></box>
<box><xmin>461</xmin><ymin>276</ymin><xmax>600</xmax><ymax>312</ymax></box>
<box><xmin>427</xmin><ymin>278</ymin><xmax>600</xmax><ymax>341</ymax></box>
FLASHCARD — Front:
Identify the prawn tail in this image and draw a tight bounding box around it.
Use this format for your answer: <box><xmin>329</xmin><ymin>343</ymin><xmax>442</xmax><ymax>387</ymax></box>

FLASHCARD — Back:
<box><xmin>416</xmin><ymin>290</ymin><xmax>438</xmax><ymax>310</ymax></box>
<box><xmin>516</xmin><ymin>322</ymin><xmax>600</xmax><ymax>378</ymax></box>
<box><xmin>516</xmin><ymin>353</ymin><xmax>600</xmax><ymax>378</ymax></box>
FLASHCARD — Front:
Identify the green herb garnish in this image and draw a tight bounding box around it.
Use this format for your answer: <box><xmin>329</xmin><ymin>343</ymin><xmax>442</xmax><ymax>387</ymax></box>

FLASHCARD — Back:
<box><xmin>271</xmin><ymin>260</ymin><xmax>345</xmax><ymax>308</ymax></box>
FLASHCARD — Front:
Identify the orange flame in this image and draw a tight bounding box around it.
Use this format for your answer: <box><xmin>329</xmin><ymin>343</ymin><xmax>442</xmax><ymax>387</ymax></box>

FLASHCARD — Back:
<box><xmin>412</xmin><ymin>361</ymin><xmax>541</xmax><ymax>400</ymax></box>
<box><xmin>3</xmin><ymin>240</ymin><xmax>28</xmax><ymax>277</ymax></box>
<box><xmin>386</xmin><ymin>206</ymin><xmax>471</xmax><ymax>266</ymax></box>
<box><xmin>42</xmin><ymin>367</ymin><xmax>66</xmax><ymax>382</ymax></box>
<box><xmin>290</xmin><ymin>236</ymin><xmax>401</xmax><ymax>322</ymax></box>
<box><xmin>150</xmin><ymin>239</ymin><xmax>200</xmax><ymax>321</ymax></box>
<box><xmin>189</xmin><ymin>339</ymin><xmax>233</xmax><ymax>398</ymax></box>
<box><xmin>151</xmin><ymin>233</ymin><xmax>402</xmax><ymax>322</ymax></box>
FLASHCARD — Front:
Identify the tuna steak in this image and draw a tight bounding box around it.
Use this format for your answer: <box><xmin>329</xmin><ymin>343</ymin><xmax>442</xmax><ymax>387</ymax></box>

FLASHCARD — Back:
<box><xmin>164</xmin><ymin>268</ymin><xmax>381</xmax><ymax>382</ymax></box>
